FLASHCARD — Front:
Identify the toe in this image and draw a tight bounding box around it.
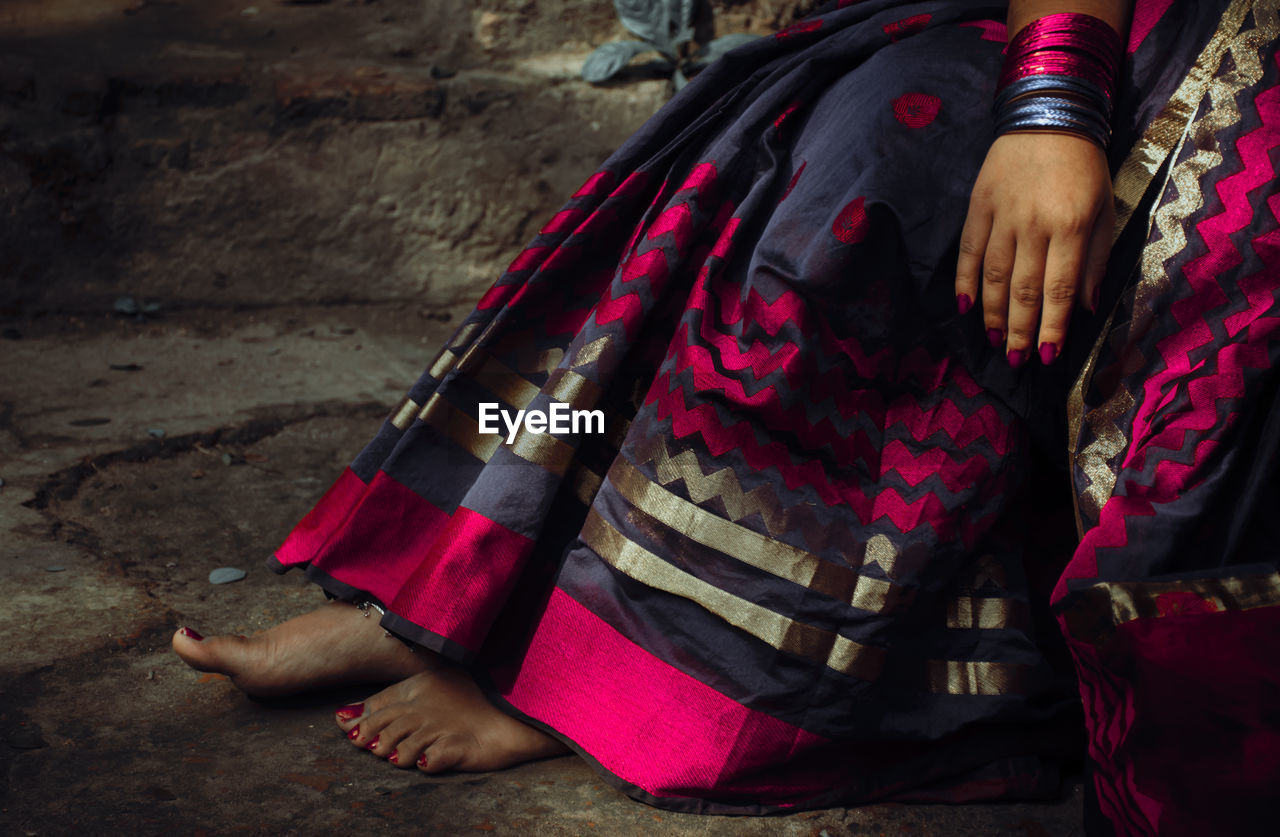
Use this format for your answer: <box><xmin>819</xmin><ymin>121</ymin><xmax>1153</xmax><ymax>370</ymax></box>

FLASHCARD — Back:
<box><xmin>417</xmin><ymin>734</ymin><xmax>468</xmax><ymax>774</ymax></box>
<box><xmin>172</xmin><ymin>628</ymin><xmax>242</xmax><ymax>675</ymax></box>
<box><xmin>366</xmin><ymin>715</ymin><xmax>422</xmax><ymax>760</ymax></box>
<box><xmin>346</xmin><ymin>707</ymin><xmax>394</xmax><ymax>751</ymax></box>
<box><xmin>334</xmin><ymin>703</ymin><xmax>364</xmax><ymax>732</ymax></box>
<box><xmin>387</xmin><ymin>729</ymin><xmax>433</xmax><ymax>770</ymax></box>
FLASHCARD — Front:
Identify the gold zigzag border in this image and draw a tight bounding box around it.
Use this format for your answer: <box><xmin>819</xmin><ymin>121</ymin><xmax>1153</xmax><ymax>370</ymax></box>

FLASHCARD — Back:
<box><xmin>1068</xmin><ymin>0</ymin><xmax>1277</xmax><ymax>534</ymax></box>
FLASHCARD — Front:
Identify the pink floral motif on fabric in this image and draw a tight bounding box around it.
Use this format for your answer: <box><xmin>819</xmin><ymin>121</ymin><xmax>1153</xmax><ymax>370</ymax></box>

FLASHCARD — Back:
<box><xmin>884</xmin><ymin>14</ymin><xmax>931</xmax><ymax>42</ymax></box>
<box><xmin>832</xmin><ymin>196</ymin><xmax>868</xmax><ymax>243</ymax></box>
<box><xmin>893</xmin><ymin>93</ymin><xmax>942</xmax><ymax>128</ymax></box>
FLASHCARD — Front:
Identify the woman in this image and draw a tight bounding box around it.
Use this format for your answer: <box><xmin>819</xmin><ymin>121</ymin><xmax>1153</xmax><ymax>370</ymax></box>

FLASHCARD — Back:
<box><xmin>174</xmin><ymin>1</ymin><xmax>1280</xmax><ymax>833</ymax></box>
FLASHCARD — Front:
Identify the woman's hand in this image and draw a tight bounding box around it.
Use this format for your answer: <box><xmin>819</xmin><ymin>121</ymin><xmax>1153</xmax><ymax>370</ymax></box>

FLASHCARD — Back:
<box><xmin>954</xmin><ymin>131</ymin><xmax>1115</xmax><ymax>367</ymax></box>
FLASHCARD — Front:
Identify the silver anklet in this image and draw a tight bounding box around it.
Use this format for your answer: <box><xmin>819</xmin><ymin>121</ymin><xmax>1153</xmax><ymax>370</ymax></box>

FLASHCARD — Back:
<box><xmin>355</xmin><ymin>599</ymin><xmax>416</xmax><ymax>653</ymax></box>
<box><xmin>355</xmin><ymin>600</ymin><xmax>394</xmax><ymax>638</ymax></box>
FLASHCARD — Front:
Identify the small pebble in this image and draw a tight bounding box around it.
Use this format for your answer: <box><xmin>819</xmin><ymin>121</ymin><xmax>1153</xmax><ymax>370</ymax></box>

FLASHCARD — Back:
<box><xmin>209</xmin><ymin>567</ymin><xmax>247</xmax><ymax>585</ymax></box>
<box><xmin>142</xmin><ymin>301</ymin><xmax>162</xmax><ymax>314</ymax></box>
<box><xmin>7</xmin><ymin>729</ymin><xmax>46</xmax><ymax>750</ymax></box>
<box><xmin>147</xmin><ymin>427</ymin><xmax>166</xmax><ymax>438</ymax></box>
<box><xmin>114</xmin><ymin>296</ymin><xmax>139</xmax><ymax>315</ymax></box>
<box><xmin>45</xmin><ymin>566</ymin><xmax>66</xmax><ymax>573</ymax></box>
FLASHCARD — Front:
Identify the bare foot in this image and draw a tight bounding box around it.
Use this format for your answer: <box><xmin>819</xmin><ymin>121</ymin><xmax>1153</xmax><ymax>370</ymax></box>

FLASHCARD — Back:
<box><xmin>171</xmin><ymin>601</ymin><xmax>436</xmax><ymax>697</ymax></box>
<box><xmin>336</xmin><ymin>668</ymin><xmax>568</xmax><ymax>772</ymax></box>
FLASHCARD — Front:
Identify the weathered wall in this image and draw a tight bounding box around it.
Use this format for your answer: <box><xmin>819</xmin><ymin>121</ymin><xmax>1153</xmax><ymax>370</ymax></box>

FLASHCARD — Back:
<box><xmin>0</xmin><ymin>0</ymin><xmax>814</xmax><ymax>314</ymax></box>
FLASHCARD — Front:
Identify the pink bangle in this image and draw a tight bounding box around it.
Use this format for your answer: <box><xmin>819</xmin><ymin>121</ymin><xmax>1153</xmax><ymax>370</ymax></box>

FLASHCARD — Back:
<box><xmin>996</xmin><ymin>13</ymin><xmax>1122</xmax><ymax>97</ymax></box>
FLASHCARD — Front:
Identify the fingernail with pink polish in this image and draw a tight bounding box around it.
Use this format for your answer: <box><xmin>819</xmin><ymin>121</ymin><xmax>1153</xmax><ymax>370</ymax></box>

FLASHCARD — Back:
<box><xmin>417</xmin><ymin>754</ymin><xmax>428</xmax><ymax>768</ymax></box>
<box><xmin>1039</xmin><ymin>342</ymin><xmax>1058</xmax><ymax>365</ymax></box>
<box><xmin>987</xmin><ymin>328</ymin><xmax>1003</xmax><ymax>348</ymax></box>
<box><xmin>347</xmin><ymin>726</ymin><xmax>360</xmax><ymax>740</ymax></box>
<box><xmin>335</xmin><ymin>704</ymin><xmax>363</xmax><ymax>722</ymax></box>
<box><xmin>389</xmin><ymin>750</ymin><xmax>400</xmax><ymax>765</ymax></box>
<box><xmin>365</xmin><ymin>736</ymin><xmax>380</xmax><ymax>751</ymax></box>
<box><xmin>179</xmin><ymin>627</ymin><xmax>204</xmax><ymax>641</ymax></box>
<box><xmin>1008</xmin><ymin>349</ymin><xmax>1027</xmax><ymax>369</ymax></box>
<box><xmin>956</xmin><ymin>293</ymin><xmax>972</xmax><ymax>315</ymax></box>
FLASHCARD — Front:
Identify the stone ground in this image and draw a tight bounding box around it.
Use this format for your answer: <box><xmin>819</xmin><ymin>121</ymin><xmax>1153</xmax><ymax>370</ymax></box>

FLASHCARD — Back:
<box><xmin>1</xmin><ymin>1</ymin><xmax>1083</xmax><ymax>834</ymax></box>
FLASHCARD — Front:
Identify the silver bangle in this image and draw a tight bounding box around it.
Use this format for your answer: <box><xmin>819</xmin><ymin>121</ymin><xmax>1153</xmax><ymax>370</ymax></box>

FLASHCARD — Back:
<box><xmin>995</xmin><ymin>98</ymin><xmax>1111</xmax><ymax>148</ymax></box>
<box><xmin>994</xmin><ymin>73</ymin><xmax>1113</xmax><ymax>121</ymax></box>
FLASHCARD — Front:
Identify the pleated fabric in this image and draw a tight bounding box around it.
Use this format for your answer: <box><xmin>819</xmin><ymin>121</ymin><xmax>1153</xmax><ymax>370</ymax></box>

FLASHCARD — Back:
<box><xmin>271</xmin><ymin>0</ymin><xmax>1279</xmax><ymax>828</ymax></box>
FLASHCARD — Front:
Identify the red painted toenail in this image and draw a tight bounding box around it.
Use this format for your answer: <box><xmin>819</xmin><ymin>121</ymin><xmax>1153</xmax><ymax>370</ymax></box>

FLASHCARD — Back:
<box><xmin>179</xmin><ymin>627</ymin><xmax>204</xmax><ymax>641</ymax></box>
<box><xmin>335</xmin><ymin>703</ymin><xmax>363</xmax><ymax>722</ymax></box>
<box><xmin>365</xmin><ymin>736</ymin><xmax>380</xmax><ymax>750</ymax></box>
<box><xmin>417</xmin><ymin>754</ymin><xmax>428</xmax><ymax>768</ymax></box>
<box><xmin>388</xmin><ymin>750</ymin><xmax>399</xmax><ymax>764</ymax></box>
<box><xmin>347</xmin><ymin>726</ymin><xmax>360</xmax><ymax>740</ymax></box>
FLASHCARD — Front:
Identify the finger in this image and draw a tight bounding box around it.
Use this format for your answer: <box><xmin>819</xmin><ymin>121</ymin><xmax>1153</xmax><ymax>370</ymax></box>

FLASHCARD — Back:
<box><xmin>1080</xmin><ymin>198</ymin><xmax>1116</xmax><ymax>314</ymax></box>
<box><xmin>955</xmin><ymin>197</ymin><xmax>993</xmax><ymax>316</ymax></box>
<box><xmin>981</xmin><ymin>225</ymin><xmax>1016</xmax><ymax>348</ymax></box>
<box><xmin>1037</xmin><ymin>233</ymin><xmax>1087</xmax><ymax>365</ymax></box>
<box><xmin>1004</xmin><ymin>234</ymin><xmax>1048</xmax><ymax>369</ymax></box>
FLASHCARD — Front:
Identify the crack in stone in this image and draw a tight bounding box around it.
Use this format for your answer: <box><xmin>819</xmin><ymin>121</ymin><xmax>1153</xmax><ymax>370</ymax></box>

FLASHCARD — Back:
<box><xmin>23</xmin><ymin>399</ymin><xmax>385</xmax><ymax>510</ymax></box>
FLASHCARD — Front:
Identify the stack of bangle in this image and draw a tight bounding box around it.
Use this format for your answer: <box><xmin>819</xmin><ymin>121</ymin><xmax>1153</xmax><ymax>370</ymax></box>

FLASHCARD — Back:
<box><xmin>993</xmin><ymin>13</ymin><xmax>1124</xmax><ymax>149</ymax></box>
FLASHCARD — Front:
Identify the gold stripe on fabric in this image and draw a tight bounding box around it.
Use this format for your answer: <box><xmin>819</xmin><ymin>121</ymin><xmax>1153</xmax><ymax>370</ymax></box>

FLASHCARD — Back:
<box><xmin>414</xmin><ymin>391</ymin><xmax>594</xmax><ymax>478</ymax></box>
<box><xmin>568</xmin><ymin>462</ymin><xmax>604</xmax><ymax>506</ymax></box>
<box><xmin>570</xmin><ymin>336</ymin><xmax>612</xmax><ymax>369</ymax></box>
<box><xmin>389</xmin><ymin>396</ymin><xmax>421</xmax><ymax>432</ymax></box>
<box><xmin>1102</xmin><ymin>573</ymin><xmax>1280</xmax><ymax>626</ymax></box>
<box><xmin>1076</xmin><ymin>384</ymin><xmax>1135</xmax><ymax>521</ymax></box>
<box><xmin>546</xmin><ymin>368</ymin><xmax>604</xmax><ymax>412</ymax></box>
<box><xmin>581</xmin><ymin>509</ymin><xmax>885</xmax><ymax>681</ymax></box>
<box><xmin>630</xmin><ymin>436</ymin><xmax>869</xmax><ymax>555</ymax></box>
<box><xmin>927</xmin><ymin>659</ymin><xmax>1023</xmax><ymax>696</ymax></box>
<box><xmin>946</xmin><ymin>597</ymin><xmax>1014</xmax><ymax>630</ymax></box>
<box><xmin>969</xmin><ymin>554</ymin><xmax>1009</xmax><ymax>592</ymax></box>
<box><xmin>419</xmin><ymin>398</ymin><xmax>501</xmax><ymax>463</ymax></box>
<box><xmin>509</xmin><ymin>427</ymin><xmax>577</xmax><ymax>476</ymax></box>
<box><xmin>447</xmin><ymin>321</ymin><xmax>484</xmax><ymax>351</ymax></box>
<box><xmin>864</xmin><ymin>534</ymin><xmax>899</xmax><ymax>579</ymax></box>
<box><xmin>1107</xmin><ymin>0</ymin><xmax>1256</xmax><ymax>238</ymax></box>
<box><xmin>421</xmin><ymin>347</ymin><xmax>611</xmax><ymax>480</ymax></box>
<box><xmin>517</xmin><ymin>348</ymin><xmax>565</xmax><ymax>376</ymax></box>
<box><xmin>608</xmin><ymin>457</ymin><xmax>897</xmax><ymax>613</ymax></box>
<box><xmin>427</xmin><ymin>348</ymin><xmax>459</xmax><ymax>382</ymax></box>
<box><xmin>487</xmin><ymin>329</ymin><xmax>567</xmax><ymax>377</ymax></box>
<box><xmin>1067</xmin><ymin>0</ymin><xmax>1272</xmax><ymax>535</ymax></box>
<box><xmin>477</xmin><ymin>355</ymin><xmax>541</xmax><ymax>410</ymax></box>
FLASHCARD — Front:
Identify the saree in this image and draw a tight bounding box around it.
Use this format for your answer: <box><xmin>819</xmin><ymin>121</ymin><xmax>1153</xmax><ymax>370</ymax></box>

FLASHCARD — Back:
<box><xmin>270</xmin><ymin>0</ymin><xmax>1280</xmax><ymax>832</ymax></box>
